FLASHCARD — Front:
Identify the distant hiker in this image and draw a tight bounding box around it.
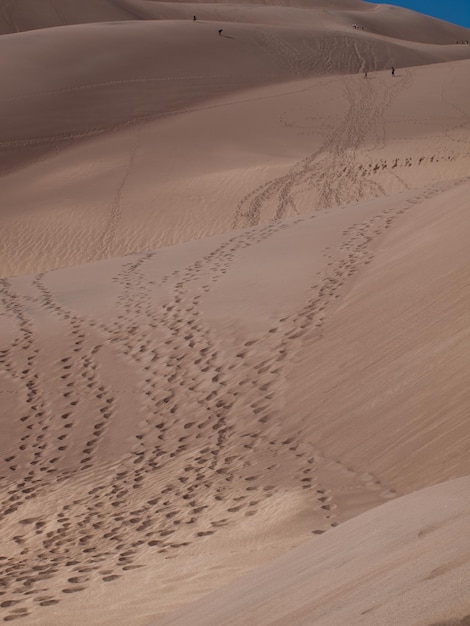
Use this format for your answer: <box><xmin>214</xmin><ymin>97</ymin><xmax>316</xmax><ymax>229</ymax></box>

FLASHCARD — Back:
<box><xmin>391</xmin><ymin>66</ymin><xmax>395</xmax><ymax>76</ymax></box>
<box><xmin>193</xmin><ymin>15</ymin><xmax>197</xmax><ymax>21</ymax></box>
<box><xmin>364</xmin><ymin>71</ymin><xmax>368</xmax><ymax>78</ymax></box>
<box><xmin>218</xmin><ymin>28</ymin><xmax>223</xmax><ymax>36</ymax></box>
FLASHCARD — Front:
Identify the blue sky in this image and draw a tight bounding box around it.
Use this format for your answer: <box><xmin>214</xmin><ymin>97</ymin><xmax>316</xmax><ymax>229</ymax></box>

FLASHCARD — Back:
<box><xmin>367</xmin><ymin>1</ymin><xmax>470</xmax><ymax>28</ymax></box>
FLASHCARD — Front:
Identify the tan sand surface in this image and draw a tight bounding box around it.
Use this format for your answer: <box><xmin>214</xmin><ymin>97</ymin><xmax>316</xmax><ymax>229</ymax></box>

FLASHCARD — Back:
<box><xmin>1</xmin><ymin>176</ymin><xmax>470</xmax><ymax>623</ymax></box>
<box><xmin>1</xmin><ymin>0</ymin><xmax>470</xmax><ymax>624</ymax></box>
<box><xmin>159</xmin><ymin>475</ymin><xmax>470</xmax><ymax>626</ymax></box>
<box><xmin>1</xmin><ymin>57</ymin><xmax>470</xmax><ymax>276</ymax></box>
<box><xmin>0</xmin><ymin>2</ymin><xmax>469</xmax><ymax>173</ymax></box>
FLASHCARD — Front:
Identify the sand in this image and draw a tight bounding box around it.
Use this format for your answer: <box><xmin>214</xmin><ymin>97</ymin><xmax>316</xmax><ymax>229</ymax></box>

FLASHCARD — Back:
<box><xmin>1</xmin><ymin>0</ymin><xmax>470</xmax><ymax>624</ymax></box>
<box><xmin>159</xmin><ymin>475</ymin><xmax>470</xmax><ymax>626</ymax></box>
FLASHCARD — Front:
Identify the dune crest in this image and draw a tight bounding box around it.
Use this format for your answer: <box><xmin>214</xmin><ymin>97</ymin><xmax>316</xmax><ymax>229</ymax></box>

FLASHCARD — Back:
<box><xmin>0</xmin><ymin>0</ymin><xmax>469</xmax><ymax>178</ymax></box>
<box><xmin>1</xmin><ymin>58</ymin><xmax>470</xmax><ymax>277</ymax></box>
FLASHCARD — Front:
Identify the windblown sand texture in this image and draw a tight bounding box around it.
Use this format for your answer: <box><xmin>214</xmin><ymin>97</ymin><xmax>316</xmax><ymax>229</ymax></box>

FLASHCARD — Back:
<box><xmin>1</xmin><ymin>0</ymin><xmax>470</xmax><ymax>624</ymax></box>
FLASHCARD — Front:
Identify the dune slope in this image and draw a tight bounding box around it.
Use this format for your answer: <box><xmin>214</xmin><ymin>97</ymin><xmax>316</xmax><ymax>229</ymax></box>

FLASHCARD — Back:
<box><xmin>2</xmin><ymin>0</ymin><xmax>470</xmax><ymax>39</ymax></box>
<box><xmin>159</xmin><ymin>476</ymin><xmax>470</xmax><ymax>626</ymax></box>
<box><xmin>1</xmin><ymin>174</ymin><xmax>469</xmax><ymax>624</ymax></box>
<box><xmin>0</xmin><ymin>0</ymin><xmax>469</xmax><ymax>176</ymax></box>
<box><xmin>1</xmin><ymin>57</ymin><xmax>470</xmax><ymax>277</ymax></box>
<box><xmin>1</xmin><ymin>1</ymin><xmax>470</xmax><ymax>625</ymax></box>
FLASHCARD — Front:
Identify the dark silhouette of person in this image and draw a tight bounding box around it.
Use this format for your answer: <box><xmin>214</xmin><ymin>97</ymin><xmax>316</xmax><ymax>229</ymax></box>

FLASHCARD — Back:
<box><xmin>193</xmin><ymin>15</ymin><xmax>197</xmax><ymax>21</ymax></box>
<box><xmin>391</xmin><ymin>66</ymin><xmax>395</xmax><ymax>76</ymax></box>
<box><xmin>218</xmin><ymin>29</ymin><xmax>223</xmax><ymax>36</ymax></box>
<box><xmin>364</xmin><ymin>71</ymin><xmax>368</xmax><ymax>78</ymax></box>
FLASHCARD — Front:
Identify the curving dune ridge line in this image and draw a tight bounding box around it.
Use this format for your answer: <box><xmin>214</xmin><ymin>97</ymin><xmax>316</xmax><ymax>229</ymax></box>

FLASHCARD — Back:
<box><xmin>0</xmin><ymin>0</ymin><xmax>469</xmax><ymax>177</ymax></box>
<box><xmin>1</xmin><ymin>0</ymin><xmax>470</xmax><ymax>625</ymax></box>
<box><xmin>1</xmin><ymin>57</ymin><xmax>470</xmax><ymax>277</ymax></box>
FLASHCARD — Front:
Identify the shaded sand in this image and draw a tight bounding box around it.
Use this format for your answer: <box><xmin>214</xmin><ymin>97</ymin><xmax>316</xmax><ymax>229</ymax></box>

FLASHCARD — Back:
<box><xmin>159</xmin><ymin>476</ymin><xmax>470</xmax><ymax>626</ymax></box>
<box><xmin>1</xmin><ymin>57</ymin><xmax>470</xmax><ymax>276</ymax></box>
<box><xmin>1</xmin><ymin>1</ymin><xmax>470</xmax><ymax>624</ymax></box>
<box><xmin>0</xmin><ymin>0</ymin><xmax>470</xmax><ymax>272</ymax></box>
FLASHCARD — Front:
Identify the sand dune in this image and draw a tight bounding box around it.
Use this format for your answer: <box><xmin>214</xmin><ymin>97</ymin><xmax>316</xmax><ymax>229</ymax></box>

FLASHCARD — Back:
<box><xmin>1</xmin><ymin>57</ymin><xmax>470</xmax><ymax>276</ymax></box>
<box><xmin>0</xmin><ymin>0</ymin><xmax>469</xmax><ymax>176</ymax></box>
<box><xmin>159</xmin><ymin>476</ymin><xmax>470</xmax><ymax>625</ymax></box>
<box><xmin>3</xmin><ymin>0</ymin><xmax>470</xmax><ymax>40</ymax></box>
<box><xmin>1</xmin><ymin>175</ymin><xmax>470</xmax><ymax>623</ymax></box>
<box><xmin>1</xmin><ymin>0</ymin><xmax>470</xmax><ymax>624</ymax></box>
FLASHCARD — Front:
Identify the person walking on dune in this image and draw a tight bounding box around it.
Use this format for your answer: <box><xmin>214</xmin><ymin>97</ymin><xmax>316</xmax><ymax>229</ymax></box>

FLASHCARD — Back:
<box><xmin>391</xmin><ymin>66</ymin><xmax>395</xmax><ymax>76</ymax></box>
